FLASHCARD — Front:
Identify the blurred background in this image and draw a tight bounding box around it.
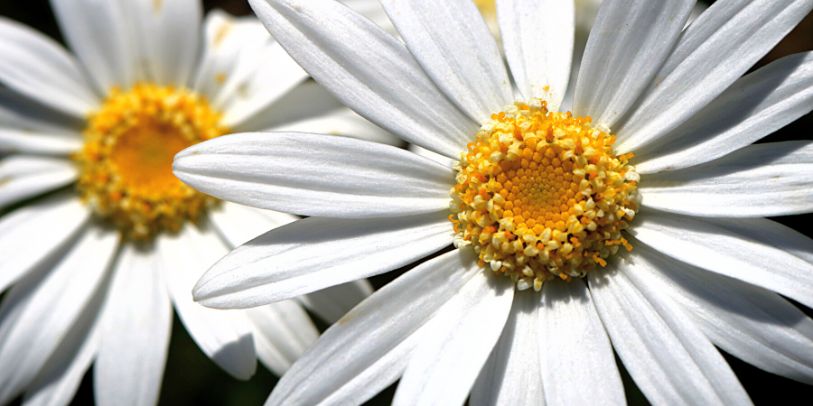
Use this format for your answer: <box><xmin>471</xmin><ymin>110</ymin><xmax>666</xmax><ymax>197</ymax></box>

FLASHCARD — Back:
<box><xmin>1</xmin><ymin>0</ymin><xmax>811</xmax><ymax>404</ymax></box>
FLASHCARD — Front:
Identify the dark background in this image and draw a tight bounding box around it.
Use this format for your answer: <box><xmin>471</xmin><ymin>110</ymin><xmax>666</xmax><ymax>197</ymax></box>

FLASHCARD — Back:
<box><xmin>1</xmin><ymin>0</ymin><xmax>812</xmax><ymax>405</ymax></box>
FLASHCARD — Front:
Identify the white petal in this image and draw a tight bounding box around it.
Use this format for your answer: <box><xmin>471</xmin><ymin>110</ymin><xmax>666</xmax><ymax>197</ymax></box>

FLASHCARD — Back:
<box><xmin>123</xmin><ymin>0</ymin><xmax>201</xmax><ymax>85</ymax></box>
<box><xmin>0</xmin><ymin>227</ymin><xmax>117</xmax><ymax>404</ymax></box>
<box><xmin>538</xmin><ymin>280</ymin><xmax>624</xmax><ymax>406</ymax></box>
<box><xmin>636</xmin><ymin>52</ymin><xmax>813</xmax><ymax>173</ymax></box>
<box><xmin>247</xmin><ymin>0</ymin><xmax>477</xmax><ymax>158</ymax></box>
<box><xmin>266</xmin><ymin>249</ymin><xmax>481</xmax><ymax>406</ymax></box>
<box><xmin>617</xmin><ymin>0</ymin><xmax>813</xmax><ymax>152</ymax></box>
<box><xmin>219</xmin><ymin>42</ymin><xmax>308</xmax><ymax>128</ymax></box>
<box><xmin>382</xmin><ymin>0</ymin><xmax>511</xmax><ymax>123</ymax></box>
<box><xmin>573</xmin><ymin>0</ymin><xmax>694</xmax><ymax>129</ymax></box>
<box><xmin>630</xmin><ymin>210</ymin><xmax>813</xmax><ymax>310</ymax></box>
<box><xmin>0</xmin><ymin>194</ymin><xmax>89</xmax><ymax>293</ymax></box>
<box><xmin>498</xmin><ymin>0</ymin><xmax>574</xmax><ymax>111</ymax></box>
<box><xmin>269</xmin><ymin>108</ymin><xmax>404</xmax><ymax>146</ymax></box>
<box><xmin>227</xmin><ymin>80</ymin><xmax>339</xmax><ymax>132</ymax></box>
<box><xmin>194</xmin><ymin>212</ymin><xmax>452</xmax><ymax>308</ymax></box>
<box><xmin>639</xmin><ymin>141</ymin><xmax>813</xmax><ymax>217</ymax></box>
<box><xmin>297</xmin><ymin>280</ymin><xmax>374</xmax><ymax>324</ymax></box>
<box><xmin>340</xmin><ymin>0</ymin><xmax>394</xmax><ymax>32</ymax></box>
<box><xmin>94</xmin><ymin>245</ymin><xmax>172</xmax><ymax>406</ymax></box>
<box><xmin>0</xmin><ymin>130</ymin><xmax>81</xmax><ymax>155</ymax></box>
<box><xmin>0</xmin><ymin>156</ymin><xmax>77</xmax><ymax>208</ymax></box>
<box><xmin>394</xmin><ymin>271</ymin><xmax>513</xmax><ymax>406</ymax></box>
<box><xmin>632</xmin><ymin>240</ymin><xmax>813</xmax><ymax>384</ymax></box>
<box><xmin>174</xmin><ymin>133</ymin><xmax>453</xmax><ymax>218</ymax></box>
<box><xmin>244</xmin><ymin>301</ymin><xmax>318</xmax><ymax>376</ymax></box>
<box><xmin>0</xmin><ymin>18</ymin><xmax>98</xmax><ymax>117</ymax></box>
<box><xmin>589</xmin><ymin>265</ymin><xmax>751</xmax><ymax>405</ymax></box>
<box><xmin>470</xmin><ymin>291</ymin><xmax>544</xmax><ymax>406</ymax></box>
<box><xmin>160</xmin><ymin>226</ymin><xmax>257</xmax><ymax>380</ymax></box>
<box><xmin>209</xmin><ymin>201</ymin><xmax>297</xmax><ymax>248</ymax></box>
<box><xmin>0</xmin><ymin>89</ymin><xmax>81</xmax><ymax>135</ymax></box>
<box><xmin>49</xmin><ymin>0</ymin><xmax>134</xmax><ymax>91</ymax></box>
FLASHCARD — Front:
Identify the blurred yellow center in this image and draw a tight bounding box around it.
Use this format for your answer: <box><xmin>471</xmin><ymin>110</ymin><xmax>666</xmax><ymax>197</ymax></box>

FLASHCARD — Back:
<box><xmin>450</xmin><ymin>101</ymin><xmax>639</xmax><ymax>291</ymax></box>
<box><xmin>74</xmin><ymin>84</ymin><xmax>227</xmax><ymax>240</ymax></box>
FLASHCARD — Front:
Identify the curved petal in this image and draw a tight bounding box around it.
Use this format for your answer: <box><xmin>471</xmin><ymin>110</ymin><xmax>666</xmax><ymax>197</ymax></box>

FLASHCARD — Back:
<box><xmin>636</xmin><ymin>52</ymin><xmax>813</xmax><ymax>174</ymax></box>
<box><xmin>0</xmin><ymin>194</ymin><xmax>89</xmax><ymax>293</ymax></box>
<box><xmin>122</xmin><ymin>0</ymin><xmax>201</xmax><ymax>85</ymax></box>
<box><xmin>0</xmin><ymin>18</ymin><xmax>98</xmax><ymax>117</ymax></box>
<box><xmin>50</xmin><ymin>0</ymin><xmax>135</xmax><ymax>91</ymax></box>
<box><xmin>209</xmin><ymin>202</ymin><xmax>297</xmax><ymax>249</ymax></box>
<box><xmin>0</xmin><ymin>130</ymin><xmax>81</xmax><ymax>155</ymax></box>
<box><xmin>381</xmin><ymin>0</ymin><xmax>511</xmax><ymax>123</ymax></box>
<box><xmin>0</xmin><ymin>89</ymin><xmax>81</xmax><ymax>135</ymax></box>
<box><xmin>394</xmin><ymin>271</ymin><xmax>513</xmax><ymax>406</ymax></box>
<box><xmin>589</xmin><ymin>266</ymin><xmax>750</xmax><ymax>405</ymax></box>
<box><xmin>497</xmin><ymin>0</ymin><xmax>574</xmax><ymax>111</ymax></box>
<box><xmin>573</xmin><ymin>0</ymin><xmax>694</xmax><ymax>130</ymax></box>
<box><xmin>617</xmin><ymin>0</ymin><xmax>813</xmax><ymax>152</ymax></box>
<box><xmin>160</xmin><ymin>225</ymin><xmax>256</xmax><ymax>380</ymax></box>
<box><xmin>538</xmin><ymin>280</ymin><xmax>624</xmax><ymax>405</ymax></box>
<box><xmin>94</xmin><ymin>244</ymin><xmax>172</xmax><ymax>406</ymax></box>
<box><xmin>244</xmin><ymin>301</ymin><xmax>318</xmax><ymax>376</ymax></box>
<box><xmin>297</xmin><ymin>280</ymin><xmax>374</xmax><ymax>324</ymax></box>
<box><xmin>470</xmin><ymin>291</ymin><xmax>544</xmax><ymax>406</ymax></box>
<box><xmin>0</xmin><ymin>156</ymin><xmax>77</xmax><ymax>208</ymax></box>
<box><xmin>247</xmin><ymin>0</ymin><xmax>477</xmax><ymax>158</ymax></box>
<box><xmin>630</xmin><ymin>210</ymin><xmax>813</xmax><ymax>310</ymax></box>
<box><xmin>632</xmin><ymin>240</ymin><xmax>813</xmax><ymax>384</ymax></box>
<box><xmin>0</xmin><ymin>227</ymin><xmax>117</xmax><ymax>404</ymax></box>
<box><xmin>639</xmin><ymin>141</ymin><xmax>813</xmax><ymax>217</ymax></box>
<box><xmin>266</xmin><ymin>249</ymin><xmax>481</xmax><ymax>406</ymax></box>
<box><xmin>174</xmin><ymin>133</ymin><xmax>453</xmax><ymax>218</ymax></box>
<box><xmin>193</xmin><ymin>211</ymin><xmax>452</xmax><ymax>308</ymax></box>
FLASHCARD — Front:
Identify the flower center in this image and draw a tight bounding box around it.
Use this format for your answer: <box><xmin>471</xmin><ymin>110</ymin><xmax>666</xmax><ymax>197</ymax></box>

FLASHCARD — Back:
<box><xmin>450</xmin><ymin>101</ymin><xmax>639</xmax><ymax>291</ymax></box>
<box><xmin>73</xmin><ymin>84</ymin><xmax>227</xmax><ymax>240</ymax></box>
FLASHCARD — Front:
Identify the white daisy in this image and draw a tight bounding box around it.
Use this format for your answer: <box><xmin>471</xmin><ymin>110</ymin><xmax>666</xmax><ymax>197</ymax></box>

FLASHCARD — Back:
<box><xmin>0</xmin><ymin>0</ymin><xmax>395</xmax><ymax>404</ymax></box>
<box><xmin>175</xmin><ymin>0</ymin><xmax>813</xmax><ymax>404</ymax></box>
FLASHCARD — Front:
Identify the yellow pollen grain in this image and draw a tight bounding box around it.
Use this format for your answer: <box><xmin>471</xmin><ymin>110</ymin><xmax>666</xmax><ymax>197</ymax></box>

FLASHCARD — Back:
<box><xmin>73</xmin><ymin>84</ymin><xmax>227</xmax><ymax>240</ymax></box>
<box><xmin>450</xmin><ymin>101</ymin><xmax>639</xmax><ymax>291</ymax></box>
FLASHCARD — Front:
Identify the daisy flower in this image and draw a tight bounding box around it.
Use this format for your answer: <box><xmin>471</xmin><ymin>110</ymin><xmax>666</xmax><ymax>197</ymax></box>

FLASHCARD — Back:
<box><xmin>176</xmin><ymin>0</ymin><xmax>813</xmax><ymax>404</ymax></box>
<box><xmin>0</xmin><ymin>0</ymin><xmax>393</xmax><ymax>404</ymax></box>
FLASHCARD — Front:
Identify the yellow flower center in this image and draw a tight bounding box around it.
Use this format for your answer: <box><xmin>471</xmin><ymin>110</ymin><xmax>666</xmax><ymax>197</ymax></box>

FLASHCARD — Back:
<box><xmin>450</xmin><ymin>101</ymin><xmax>639</xmax><ymax>291</ymax></box>
<box><xmin>73</xmin><ymin>84</ymin><xmax>227</xmax><ymax>240</ymax></box>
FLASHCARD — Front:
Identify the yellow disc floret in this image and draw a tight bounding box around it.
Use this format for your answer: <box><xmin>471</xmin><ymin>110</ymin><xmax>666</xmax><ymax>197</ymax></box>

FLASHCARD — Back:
<box><xmin>74</xmin><ymin>84</ymin><xmax>227</xmax><ymax>240</ymax></box>
<box><xmin>450</xmin><ymin>101</ymin><xmax>639</xmax><ymax>291</ymax></box>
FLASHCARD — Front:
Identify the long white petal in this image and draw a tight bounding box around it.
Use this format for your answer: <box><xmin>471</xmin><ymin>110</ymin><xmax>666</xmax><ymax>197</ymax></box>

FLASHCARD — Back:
<box><xmin>382</xmin><ymin>0</ymin><xmax>511</xmax><ymax>123</ymax></box>
<box><xmin>0</xmin><ymin>227</ymin><xmax>117</xmax><ymax>404</ymax></box>
<box><xmin>632</xmin><ymin>240</ymin><xmax>813</xmax><ymax>384</ymax></box>
<box><xmin>49</xmin><ymin>0</ymin><xmax>135</xmax><ymax>91</ymax></box>
<box><xmin>174</xmin><ymin>133</ymin><xmax>453</xmax><ymax>218</ymax></box>
<box><xmin>0</xmin><ymin>194</ymin><xmax>89</xmax><ymax>293</ymax></box>
<box><xmin>122</xmin><ymin>0</ymin><xmax>201</xmax><ymax>85</ymax></box>
<box><xmin>573</xmin><ymin>0</ymin><xmax>694</xmax><ymax>130</ymax></box>
<box><xmin>0</xmin><ymin>130</ymin><xmax>81</xmax><ymax>155</ymax></box>
<box><xmin>639</xmin><ymin>141</ymin><xmax>813</xmax><ymax>217</ymax></box>
<box><xmin>247</xmin><ymin>0</ymin><xmax>477</xmax><ymax>158</ymax></box>
<box><xmin>589</xmin><ymin>265</ymin><xmax>751</xmax><ymax>405</ymax></box>
<box><xmin>269</xmin><ymin>108</ymin><xmax>403</xmax><ymax>146</ymax></box>
<box><xmin>630</xmin><ymin>210</ymin><xmax>813</xmax><ymax>310</ymax></box>
<box><xmin>193</xmin><ymin>212</ymin><xmax>452</xmax><ymax>308</ymax></box>
<box><xmin>244</xmin><ymin>301</ymin><xmax>319</xmax><ymax>376</ymax></box>
<box><xmin>394</xmin><ymin>271</ymin><xmax>513</xmax><ymax>406</ymax></box>
<box><xmin>0</xmin><ymin>18</ymin><xmax>98</xmax><ymax>117</ymax></box>
<box><xmin>160</xmin><ymin>225</ymin><xmax>257</xmax><ymax>380</ymax></box>
<box><xmin>266</xmin><ymin>249</ymin><xmax>480</xmax><ymax>406</ymax></box>
<box><xmin>0</xmin><ymin>156</ymin><xmax>77</xmax><ymax>208</ymax></box>
<box><xmin>297</xmin><ymin>280</ymin><xmax>374</xmax><ymax>324</ymax></box>
<box><xmin>538</xmin><ymin>280</ymin><xmax>624</xmax><ymax>406</ymax></box>
<box><xmin>209</xmin><ymin>201</ymin><xmax>297</xmax><ymax>248</ymax></box>
<box><xmin>94</xmin><ymin>245</ymin><xmax>172</xmax><ymax>406</ymax></box>
<box><xmin>617</xmin><ymin>0</ymin><xmax>813</xmax><ymax>152</ymax></box>
<box><xmin>636</xmin><ymin>52</ymin><xmax>813</xmax><ymax>173</ymax></box>
<box><xmin>470</xmin><ymin>292</ymin><xmax>544</xmax><ymax>406</ymax></box>
<box><xmin>0</xmin><ymin>89</ymin><xmax>81</xmax><ymax>135</ymax></box>
<box><xmin>498</xmin><ymin>0</ymin><xmax>574</xmax><ymax>111</ymax></box>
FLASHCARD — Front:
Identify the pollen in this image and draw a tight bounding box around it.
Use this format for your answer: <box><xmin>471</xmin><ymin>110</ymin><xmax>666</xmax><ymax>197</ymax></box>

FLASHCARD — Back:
<box><xmin>73</xmin><ymin>84</ymin><xmax>227</xmax><ymax>240</ymax></box>
<box><xmin>450</xmin><ymin>101</ymin><xmax>639</xmax><ymax>291</ymax></box>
